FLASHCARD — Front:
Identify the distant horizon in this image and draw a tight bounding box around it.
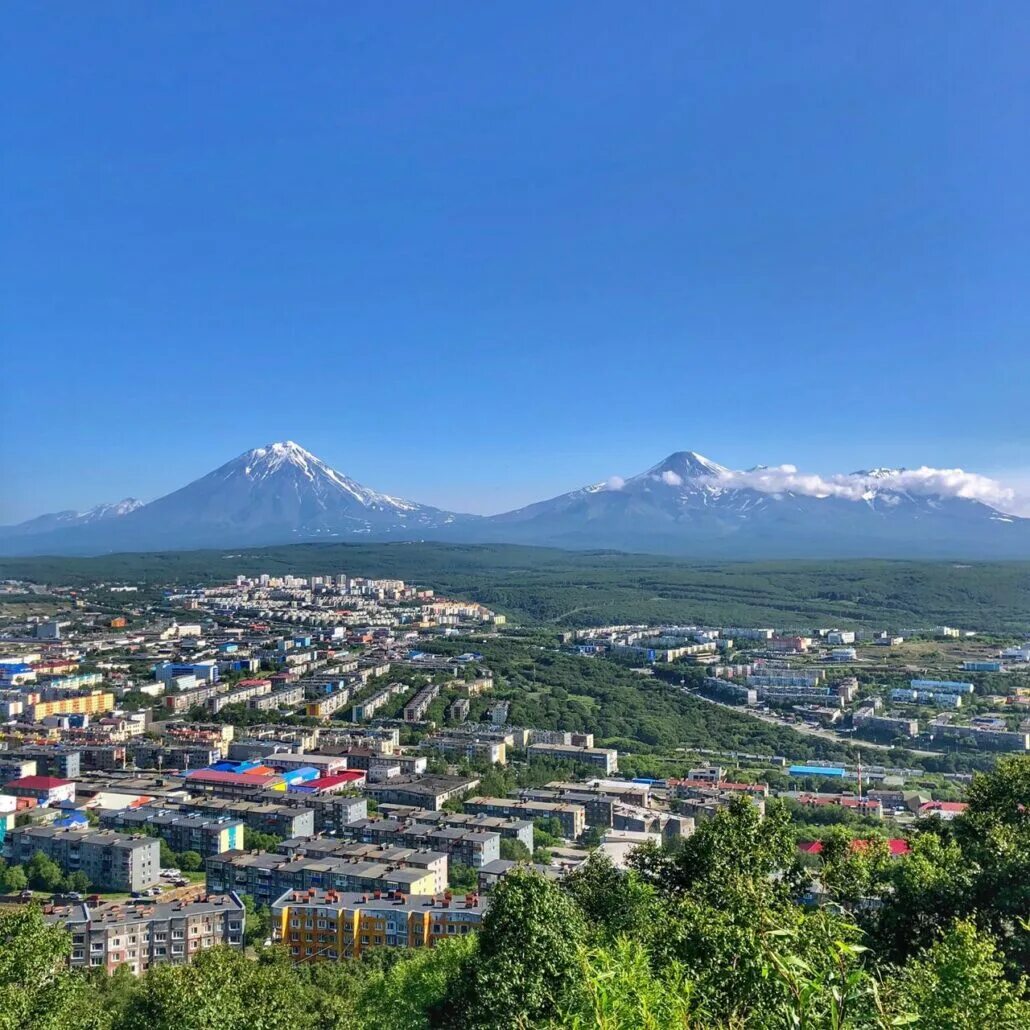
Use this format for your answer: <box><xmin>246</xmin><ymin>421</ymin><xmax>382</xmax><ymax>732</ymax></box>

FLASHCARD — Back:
<box><xmin>4</xmin><ymin>6</ymin><xmax>1029</xmax><ymax>522</ymax></box>
<box><xmin>4</xmin><ymin>437</ymin><xmax>1029</xmax><ymax>523</ymax></box>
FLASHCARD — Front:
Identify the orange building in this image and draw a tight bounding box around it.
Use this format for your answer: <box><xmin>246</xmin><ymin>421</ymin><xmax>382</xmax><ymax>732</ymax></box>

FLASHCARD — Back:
<box><xmin>28</xmin><ymin>692</ymin><xmax>115</xmax><ymax>721</ymax></box>
<box><xmin>272</xmin><ymin>888</ymin><xmax>487</xmax><ymax>961</ymax></box>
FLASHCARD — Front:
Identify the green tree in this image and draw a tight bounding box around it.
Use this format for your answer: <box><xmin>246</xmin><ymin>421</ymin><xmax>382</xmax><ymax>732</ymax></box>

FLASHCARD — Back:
<box><xmin>888</xmin><ymin>919</ymin><xmax>1030</xmax><ymax>1029</ymax></box>
<box><xmin>498</xmin><ymin>837</ymin><xmax>531</xmax><ymax>862</ymax></box>
<box><xmin>1</xmin><ymin>865</ymin><xmax>27</xmax><ymax>893</ymax></box>
<box><xmin>447</xmin><ymin>862</ymin><xmax>477</xmax><ymax>892</ymax></box>
<box><xmin>61</xmin><ymin>870</ymin><xmax>92</xmax><ymax>894</ymax></box>
<box><xmin>243</xmin><ymin>828</ymin><xmax>283</xmax><ymax>852</ymax></box>
<box><xmin>178</xmin><ymin>851</ymin><xmax>203</xmax><ymax>872</ymax></box>
<box><xmin>0</xmin><ymin>907</ymin><xmax>100</xmax><ymax>1030</ymax></box>
<box><xmin>446</xmin><ymin>869</ymin><xmax>586</xmax><ymax>1028</ymax></box>
<box><xmin>242</xmin><ymin>895</ymin><xmax>271</xmax><ymax>948</ymax></box>
<box><xmin>25</xmin><ymin>851</ymin><xmax>65</xmax><ymax>893</ymax></box>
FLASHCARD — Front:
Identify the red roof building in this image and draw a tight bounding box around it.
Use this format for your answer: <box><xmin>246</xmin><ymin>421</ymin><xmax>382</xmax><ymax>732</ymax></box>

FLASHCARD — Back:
<box><xmin>798</xmin><ymin>838</ymin><xmax>911</xmax><ymax>857</ymax></box>
<box><xmin>3</xmin><ymin>775</ymin><xmax>76</xmax><ymax>805</ymax></box>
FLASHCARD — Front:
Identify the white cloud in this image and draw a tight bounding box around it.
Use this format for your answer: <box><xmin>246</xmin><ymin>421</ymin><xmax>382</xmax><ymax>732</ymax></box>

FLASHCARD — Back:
<box><xmin>605</xmin><ymin>475</ymin><xmax>625</xmax><ymax>491</ymax></box>
<box><xmin>711</xmin><ymin>464</ymin><xmax>1023</xmax><ymax>514</ymax></box>
<box><xmin>661</xmin><ymin>470</ymin><xmax>683</xmax><ymax>486</ymax></box>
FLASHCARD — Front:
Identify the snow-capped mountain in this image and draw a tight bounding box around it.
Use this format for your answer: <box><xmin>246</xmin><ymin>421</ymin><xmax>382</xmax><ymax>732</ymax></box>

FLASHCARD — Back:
<box><xmin>0</xmin><ymin>498</ymin><xmax>143</xmax><ymax>540</ymax></box>
<box><xmin>461</xmin><ymin>451</ymin><xmax>1030</xmax><ymax>558</ymax></box>
<box><xmin>2</xmin><ymin>445</ymin><xmax>1028</xmax><ymax>558</ymax></box>
<box><xmin>0</xmin><ymin>443</ymin><xmax>472</xmax><ymax>555</ymax></box>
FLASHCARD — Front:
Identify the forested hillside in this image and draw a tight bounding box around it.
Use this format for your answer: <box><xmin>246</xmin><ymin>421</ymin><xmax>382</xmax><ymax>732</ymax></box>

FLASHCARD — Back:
<box><xmin>4</xmin><ymin>542</ymin><xmax>1029</xmax><ymax>632</ymax></box>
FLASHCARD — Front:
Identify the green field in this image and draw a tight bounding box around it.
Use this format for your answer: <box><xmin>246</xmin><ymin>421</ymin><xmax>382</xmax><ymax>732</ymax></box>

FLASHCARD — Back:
<box><xmin>3</xmin><ymin>542</ymin><xmax>1029</xmax><ymax>633</ymax></box>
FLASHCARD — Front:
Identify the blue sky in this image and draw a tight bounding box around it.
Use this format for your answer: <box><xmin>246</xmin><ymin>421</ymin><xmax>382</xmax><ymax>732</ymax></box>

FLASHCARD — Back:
<box><xmin>3</xmin><ymin>3</ymin><xmax>1029</xmax><ymax>521</ymax></box>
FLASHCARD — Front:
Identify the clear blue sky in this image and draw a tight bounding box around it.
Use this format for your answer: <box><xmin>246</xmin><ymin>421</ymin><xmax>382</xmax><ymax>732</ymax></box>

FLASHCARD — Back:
<box><xmin>3</xmin><ymin>3</ymin><xmax>1029</xmax><ymax>521</ymax></box>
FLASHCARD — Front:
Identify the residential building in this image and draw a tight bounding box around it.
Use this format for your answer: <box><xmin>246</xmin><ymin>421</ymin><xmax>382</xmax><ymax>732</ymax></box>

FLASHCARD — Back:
<box><xmin>5</xmin><ymin>826</ymin><xmax>160</xmax><ymax>892</ymax></box>
<box><xmin>3</xmin><ymin>775</ymin><xmax>75</xmax><ymax>806</ymax></box>
<box><xmin>526</xmin><ymin>743</ymin><xmax>618</xmax><ymax>774</ymax></box>
<box><xmin>362</xmin><ymin>775</ymin><xmax>480</xmax><ymax>811</ymax></box>
<box><xmin>336</xmin><ymin>816</ymin><xmax>501</xmax><ymax>868</ymax></box>
<box><xmin>100</xmin><ymin>808</ymin><xmax>244</xmax><ymax>857</ymax></box>
<box><xmin>48</xmin><ymin>894</ymin><xmax>245</xmax><ymax>974</ymax></box>
<box><xmin>206</xmin><ymin>845</ymin><xmax>444</xmax><ymax>904</ymax></box>
<box><xmin>402</xmin><ymin>683</ymin><xmax>441</xmax><ymax>722</ymax></box>
<box><xmin>271</xmin><ymin>888</ymin><xmax>487</xmax><ymax>960</ymax></box>
<box><xmin>463</xmin><ymin>796</ymin><xmax>586</xmax><ymax>838</ymax></box>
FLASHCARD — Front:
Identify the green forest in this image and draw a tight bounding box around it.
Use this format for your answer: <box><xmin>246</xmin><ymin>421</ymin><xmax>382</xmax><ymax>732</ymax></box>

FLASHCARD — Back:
<box><xmin>4</xmin><ymin>542</ymin><xmax>1030</xmax><ymax>631</ymax></box>
<box><xmin>4</xmin><ymin>757</ymin><xmax>1028</xmax><ymax>1029</ymax></box>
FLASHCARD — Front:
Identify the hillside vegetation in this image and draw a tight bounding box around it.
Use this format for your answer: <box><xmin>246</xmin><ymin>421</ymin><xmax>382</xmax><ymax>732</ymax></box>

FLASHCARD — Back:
<box><xmin>3</xmin><ymin>542</ymin><xmax>1029</xmax><ymax>632</ymax></box>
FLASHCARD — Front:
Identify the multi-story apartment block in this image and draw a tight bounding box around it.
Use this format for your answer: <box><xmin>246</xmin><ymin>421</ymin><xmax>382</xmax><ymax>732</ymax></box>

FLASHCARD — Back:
<box><xmin>271</xmin><ymin>888</ymin><xmax>487</xmax><ymax>961</ymax></box>
<box><xmin>423</xmin><ymin>736</ymin><xmax>507</xmax><ymax>766</ymax></box>
<box><xmin>129</xmin><ymin>743</ymin><xmax>221</xmax><ymax>771</ymax></box>
<box><xmin>5</xmin><ymin>826</ymin><xmax>160</xmax><ymax>892</ymax></box>
<box><xmin>351</xmin><ymin>682</ymin><xmax>409</xmax><ymax>721</ymax></box>
<box><xmin>48</xmin><ymin>894</ymin><xmax>245</xmax><ymax>975</ymax></box>
<box><xmin>100</xmin><ymin>808</ymin><xmax>244</xmax><ymax>858</ymax></box>
<box><xmin>526</xmin><ymin>743</ymin><xmax>618</xmax><ymax>774</ymax></box>
<box><xmin>463</xmin><ymin>796</ymin><xmax>586</xmax><ymax>839</ymax></box>
<box><xmin>206</xmin><ymin>845</ymin><xmax>445</xmax><ymax>904</ymax></box>
<box><xmin>336</xmin><ymin>816</ymin><xmax>501</xmax><ymax>868</ymax></box>
<box><xmin>164</xmin><ymin>683</ymin><xmax>221</xmax><ymax>715</ymax></box>
<box><xmin>208</xmin><ymin>679</ymin><xmax>273</xmax><ymax>714</ymax></box>
<box><xmin>255</xmin><ymin>791</ymin><xmax>367</xmax><ymax>835</ymax></box>
<box><xmin>28</xmin><ymin>692</ymin><xmax>115</xmax><ymax>721</ymax></box>
<box><xmin>182</xmin><ymin>798</ymin><xmax>316</xmax><ymax>838</ymax></box>
<box><xmin>362</xmin><ymin>775</ymin><xmax>479</xmax><ymax>812</ymax></box>
<box><xmin>446</xmin><ymin>698</ymin><xmax>470</xmax><ymax>722</ymax></box>
<box><xmin>5</xmin><ymin>747</ymin><xmax>81</xmax><ymax>779</ymax></box>
<box><xmin>400</xmin><ymin>683</ymin><xmax>440</xmax><ymax>723</ymax></box>
<box><xmin>378</xmin><ymin>808</ymin><xmax>536</xmax><ymax>850</ymax></box>
<box><xmin>248</xmin><ymin>684</ymin><xmax>305</xmax><ymax>712</ymax></box>
<box><xmin>305</xmin><ymin>689</ymin><xmax>352</xmax><ymax>720</ymax></box>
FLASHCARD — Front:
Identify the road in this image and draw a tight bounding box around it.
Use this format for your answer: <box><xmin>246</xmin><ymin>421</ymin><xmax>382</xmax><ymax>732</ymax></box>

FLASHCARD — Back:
<box><xmin>681</xmin><ymin>687</ymin><xmax>943</xmax><ymax>757</ymax></box>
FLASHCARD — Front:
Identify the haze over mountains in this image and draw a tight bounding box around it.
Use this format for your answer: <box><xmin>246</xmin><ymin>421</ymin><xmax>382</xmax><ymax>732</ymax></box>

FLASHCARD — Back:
<box><xmin>2</xmin><ymin>441</ymin><xmax>1028</xmax><ymax>559</ymax></box>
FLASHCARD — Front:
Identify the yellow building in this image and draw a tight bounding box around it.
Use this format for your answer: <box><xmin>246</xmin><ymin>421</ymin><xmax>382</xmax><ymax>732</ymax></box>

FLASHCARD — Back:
<box><xmin>28</xmin><ymin>691</ymin><xmax>115</xmax><ymax>721</ymax></box>
<box><xmin>272</xmin><ymin>888</ymin><xmax>487</xmax><ymax>961</ymax></box>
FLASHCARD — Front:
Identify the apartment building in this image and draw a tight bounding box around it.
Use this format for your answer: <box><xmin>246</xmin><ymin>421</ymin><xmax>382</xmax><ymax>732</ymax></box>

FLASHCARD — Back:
<box><xmin>337</xmin><ymin>816</ymin><xmax>501</xmax><ymax>868</ymax></box>
<box><xmin>272</xmin><ymin>887</ymin><xmax>487</xmax><ymax>960</ymax></box>
<box><xmin>402</xmin><ymin>683</ymin><xmax>441</xmax><ymax>722</ymax></box>
<box><xmin>446</xmin><ymin>698</ymin><xmax>470</xmax><ymax>722</ymax></box>
<box><xmin>305</xmin><ymin>689</ymin><xmax>351</xmax><ymax>720</ymax></box>
<box><xmin>208</xmin><ymin>679</ymin><xmax>273</xmax><ymax>714</ymax></box>
<box><xmin>377</xmin><ymin>808</ymin><xmax>535</xmax><ymax>850</ymax></box>
<box><xmin>363</xmin><ymin>774</ymin><xmax>480</xmax><ymax>811</ymax></box>
<box><xmin>5</xmin><ymin>747</ymin><xmax>81</xmax><ymax>779</ymax></box>
<box><xmin>206</xmin><ymin>845</ymin><xmax>445</xmax><ymax>904</ymax></box>
<box><xmin>48</xmin><ymin>894</ymin><xmax>245</xmax><ymax>975</ymax></box>
<box><xmin>248</xmin><ymin>684</ymin><xmax>305</xmax><ymax>712</ymax></box>
<box><xmin>255</xmin><ymin>790</ymin><xmax>367</xmax><ymax>834</ymax></box>
<box><xmin>100</xmin><ymin>808</ymin><xmax>244</xmax><ymax>858</ymax></box>
<box><xmin>5</xmin><ymin>826</ymin><xmax>160</xmax><ymax>892</ymax></box>
<box><xmin>182</xmin><ymin>797</ymin><xmax>316</xmax><ymax>838</ymax></box>
<box><xmin>423</xmin><ymin>736</ymin><xmax>507</xmax><ymax>766</ymax></box>
<box><xmin>28</xmin><ymin>692</ymin><xmax>115</xmax><ymax>721</ymax></box>
<box><xmin>464</xmin><ymin>796</ymin><xmax>586</xmax><ymax>839</ymax></box>
<box><xmin>164</xmin><ymin>683</ymin><xmax>221</xmax><ymax>715</ymax></box>
<box><xmin>129</xmin><ymin>743</ymin><xmax>222</xmax><ymax>771</ymax></box>
<box><xmin>526</xmin><ymin>743</ymin><xmax>618</xmax><ymax>774</ymax></box>
<box><xmin>351</xmin><ymin>682</ymin><xmax>409</xmax><ymax>721</ymax></box>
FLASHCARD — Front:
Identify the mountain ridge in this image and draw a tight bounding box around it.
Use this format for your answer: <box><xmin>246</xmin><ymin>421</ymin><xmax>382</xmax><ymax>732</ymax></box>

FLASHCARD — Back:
<box><xmin>2</xmin><ymin>442</ymin><xmax>1028</xmax><ymax>558</ymax></box>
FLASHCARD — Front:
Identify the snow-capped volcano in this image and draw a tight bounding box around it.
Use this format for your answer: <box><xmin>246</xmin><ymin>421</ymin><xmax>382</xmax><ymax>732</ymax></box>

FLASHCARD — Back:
<box><xmin>462</xmin><ymin>450</ymin><xmax>1030</xmax><ymax>558</ymax></box>
<box><xmin>0</xmin><ymin>443</ymin><xmax>472</xmax><ymax>555</ymax></box>
<box><xmin>2</xmin><ymin>445</ymin><xmax>1028</xmax><ymax>558</ymax></box>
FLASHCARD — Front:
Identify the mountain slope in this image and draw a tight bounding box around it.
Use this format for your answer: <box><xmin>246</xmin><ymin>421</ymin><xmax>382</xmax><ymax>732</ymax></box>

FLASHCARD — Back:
<box><xmin>461</xmin><ymin>451</ymin><xmax>1030</xmax><ymax>558</ymax></box>
<box><xmin>2</xmin><ymin>445</ymin><xmax>1028</xmax><ymax>558</ymax></box>
<box><xmin>0</xmin><ymin>443</ymin><xmax>472</xmax><ymax>555</ymax></box>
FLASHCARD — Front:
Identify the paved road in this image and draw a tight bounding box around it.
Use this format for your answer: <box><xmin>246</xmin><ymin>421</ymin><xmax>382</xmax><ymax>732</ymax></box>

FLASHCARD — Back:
<box><xmin>681</xmin><ymin>687</ymin><xmax>942</xmax><ymax>757</ymax></box>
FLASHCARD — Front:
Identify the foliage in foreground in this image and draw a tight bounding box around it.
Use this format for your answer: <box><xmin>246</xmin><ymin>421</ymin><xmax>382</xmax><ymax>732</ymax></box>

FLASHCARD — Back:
<box><xmin>2</xmin><ymin>758</ymin><xmax>1029</xmax><ymax>1029</ymax></box>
